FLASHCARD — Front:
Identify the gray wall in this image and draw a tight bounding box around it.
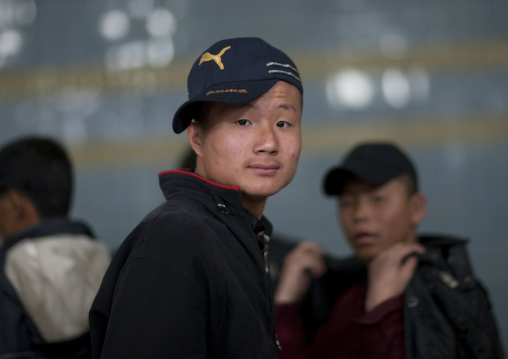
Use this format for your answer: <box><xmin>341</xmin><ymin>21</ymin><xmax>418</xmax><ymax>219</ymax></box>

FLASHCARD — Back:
<box><xmin>1</xmin><ymin>0</ymin><xmax>507</xmax><ymax>350</ymax></box>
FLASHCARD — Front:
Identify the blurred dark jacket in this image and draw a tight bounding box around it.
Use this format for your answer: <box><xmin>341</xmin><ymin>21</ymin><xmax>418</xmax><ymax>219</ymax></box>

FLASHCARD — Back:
<box><xmin>300</xmin><ymin>234</ymin><xmax>504</xmax><ymax>359</ymax></box>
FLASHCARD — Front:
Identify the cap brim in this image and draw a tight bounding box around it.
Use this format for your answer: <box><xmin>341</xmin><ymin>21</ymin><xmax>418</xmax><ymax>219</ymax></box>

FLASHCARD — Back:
<box><xmin>323</xmin><ymin>163</ymin><xmax>401</xmax><ymax>195</ymax></box>
<box><xmin>172</xmin><ymin>79</ymin><xmax>279</xmax><ymax>134</ymax></box>
<box><xmin>323</xmin><ymin>168</ymin><xmax>354</xmax><ymax>195</ymax></box>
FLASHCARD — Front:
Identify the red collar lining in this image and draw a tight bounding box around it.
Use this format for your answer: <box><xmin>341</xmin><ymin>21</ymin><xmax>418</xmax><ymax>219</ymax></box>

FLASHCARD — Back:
<box><xmin>159</xmin><ymin>170</ymin><xmax>240</xmax><ymax>191</ymax></box>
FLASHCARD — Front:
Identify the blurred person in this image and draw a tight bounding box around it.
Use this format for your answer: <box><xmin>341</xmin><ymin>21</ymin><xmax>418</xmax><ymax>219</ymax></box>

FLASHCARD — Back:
<box><xmin>89</xmin><ymin>37</ymin><xmax>303</xmax><ymax>358</ymax></box>
<box><xmin>275</xmin><ymin>142</ymin><xmax>504</xmax><ymax>359</ymax></box>
<box><xmin>0</xmin><ymin>136</ymin><xmax>111</xmax><ymax>359</ymax></box>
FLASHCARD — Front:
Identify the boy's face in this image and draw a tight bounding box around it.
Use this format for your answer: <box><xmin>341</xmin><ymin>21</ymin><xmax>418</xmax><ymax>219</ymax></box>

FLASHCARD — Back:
<box><xmin>189</xmin><ymin>80</ymin><xmax>302</xmax><ymax>207</ymax></box>
<box><xmin>337</xmin><ymin>176</ymin><xmax>426</xmax><ymax>262</ymax></box>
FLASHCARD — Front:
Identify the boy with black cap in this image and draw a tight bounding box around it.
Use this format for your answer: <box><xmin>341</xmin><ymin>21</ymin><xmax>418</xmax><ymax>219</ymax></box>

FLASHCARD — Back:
<box><xmin>275</xmin><ymin>142</ymin><xmax>503</xmax><ymax>358</ymax></box>
<box><xmin>89</xmin><ymin>37</ymin><xmax>303</xmax><ymax>358</ymax></box>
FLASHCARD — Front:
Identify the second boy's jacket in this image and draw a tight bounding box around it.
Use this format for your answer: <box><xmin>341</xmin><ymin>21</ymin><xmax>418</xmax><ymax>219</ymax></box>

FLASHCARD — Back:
<box><xmin>298</xmin><ymin>235</ymin><xmax>504</xmax><ymax>359</ymax></box>
<box><xmin>89</xmin><ymin>170</ymin><xmax>278</xmax><ymax>359</ymax></box>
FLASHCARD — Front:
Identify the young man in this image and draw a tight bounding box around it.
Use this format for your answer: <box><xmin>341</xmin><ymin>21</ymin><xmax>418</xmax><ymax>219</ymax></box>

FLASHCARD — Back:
<box><xmin>89</xmin><ymin>37</ymin><xmax>303</xmax><ymax>358</ymax></box>
<box><xmin>275</xmin><ymin>142</ymin><xmax>504</xmax><ymax>359</ymax></box>
<box><xmin>0</xmin><ymin>136</ymin><xmax>111</xmax><ymax>358</ymax></box>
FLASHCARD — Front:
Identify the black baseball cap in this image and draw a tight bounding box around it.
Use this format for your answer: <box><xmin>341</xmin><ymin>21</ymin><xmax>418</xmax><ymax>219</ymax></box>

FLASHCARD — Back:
<box><xmin>172</xmin><ymin>37</ymin><xmax>303</xmax><ymax>134</ymax></box>
<box><xmin>323</xmin><ymin>142</ymin><xmax>418</xmax><ymax>195</ymax></box>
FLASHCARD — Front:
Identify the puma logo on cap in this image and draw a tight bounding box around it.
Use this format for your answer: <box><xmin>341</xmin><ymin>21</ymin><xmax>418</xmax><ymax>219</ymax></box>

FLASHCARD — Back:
<box><xmin>199</xmin><ymin>46</ymin><xmax>231</xmax><ymax>70</ymax></box>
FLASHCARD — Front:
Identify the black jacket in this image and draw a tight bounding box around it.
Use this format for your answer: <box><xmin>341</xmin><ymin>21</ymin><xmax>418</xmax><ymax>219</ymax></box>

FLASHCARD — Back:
<box><xmin>89</xmin><ymin>170</ymin><xmax>279</xmax><ymax>358</ymax></box>
<box><xmin>301</xmin><ymin>235</ymin><xmax>504</xmax><ymax>359</ymax></box>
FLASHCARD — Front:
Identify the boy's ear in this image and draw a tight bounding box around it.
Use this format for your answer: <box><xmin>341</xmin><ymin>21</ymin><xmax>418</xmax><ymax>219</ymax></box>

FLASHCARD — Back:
<box><xmin>410</xmin><ymin>192</ymin><xmax>427</xmax><ymax>225</ymax></box>
<box><xmin>9</xmin><ymin>190</ymin><xmax>40</xmax><ymax>222</ymax></box>
<box><xmin>0</xmin><ymin>190</ymin><xmax>40</xmax><ymax>242</ymax></box>
<box><xmin>186</xmin><ymin>122</ymin><xmax>203</xmax><ymax>158</ymax></box>
<box><xmin>5</xmin><ymin>190</ymin><xmax>25</xmax><ymax>218</ymax></box>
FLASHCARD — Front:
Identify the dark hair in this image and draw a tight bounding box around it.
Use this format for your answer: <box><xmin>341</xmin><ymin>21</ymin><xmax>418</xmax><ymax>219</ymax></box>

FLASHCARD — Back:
<box><xmin>192</xmin><ymin>102</ymin><xmax>214</xmax><ymax>132</ymax></box>
<box><xmin>398</xmin><ymin>173</ymin><xmax>418</xmax><ymax>196</ymax></box>
<box><xmin>0</xmin><ymin>136</ymin><xmax>73</xmax><ymax>218</ymax></box>
<box><xmin>178</xmin><ymin>147</ymin><xmax>197</xmax><ymax>169</ymax></box>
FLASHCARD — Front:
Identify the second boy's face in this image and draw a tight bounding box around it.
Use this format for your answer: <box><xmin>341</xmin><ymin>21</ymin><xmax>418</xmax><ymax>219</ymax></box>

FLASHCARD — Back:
<box><xmin>338</xmin><ymin>176</ymin><xmax>425</xmax><ymax>262</ymax></box>
<box><xmin>190</xmin><ymin>81</ymin><xmax>302</xmax><ymax>207</ymax></box>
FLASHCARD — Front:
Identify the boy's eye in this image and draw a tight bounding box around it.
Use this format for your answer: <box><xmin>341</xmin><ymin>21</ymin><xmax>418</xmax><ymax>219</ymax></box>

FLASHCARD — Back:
<box><xmin>276</xmin><ymin>121</ymin><xmax>289</xmax><ymax>128</ymax></box>
<box><xmin>236</xmin><ymin>119</ymin><xmax>250</xmax><ymax>126</ymax></box>
<box><xmin>339</xmin><ymin>197</ymin><xmax>354</xmax><ymax>208</ymax></box>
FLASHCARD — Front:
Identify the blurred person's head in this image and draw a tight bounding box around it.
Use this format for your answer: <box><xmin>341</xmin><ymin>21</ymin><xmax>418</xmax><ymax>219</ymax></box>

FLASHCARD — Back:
<box><xmin>323</xmin><ymin>142</ymin><xmax>426</xmax><ymax>262</ymax></box>
<box><xmin>0</xmin><ymin>136</ymin><xmax>73</xmax><ymax>242</ymax></box>
<box><xmin>172</xmin><ymin>37</ymin><xmax>303</xmax><ymax>218</ymax></box>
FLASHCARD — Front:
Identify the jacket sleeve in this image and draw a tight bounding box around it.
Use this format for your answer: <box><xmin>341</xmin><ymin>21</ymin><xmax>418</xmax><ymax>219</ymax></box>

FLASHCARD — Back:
<box><xmin>427</xmin><ymin>275</ymin><xmax>505</xmax><ymax>358</ymax></box>
<box><xmin>97</xmin><ymin>257</ymin><xmax>208</xmax><ymax>358</ymax></box>
<box><xmin>412</xmin><ymin>240</ymin><xmax>505</xmax><ymax>359</ymax></box>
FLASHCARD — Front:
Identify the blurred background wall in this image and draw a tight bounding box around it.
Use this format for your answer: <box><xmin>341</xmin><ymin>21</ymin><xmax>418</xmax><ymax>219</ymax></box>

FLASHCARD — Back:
<box><xmin>0</xmin><ymin>0</ymin><xmax>507</xmax><ymax>348</ymax></box>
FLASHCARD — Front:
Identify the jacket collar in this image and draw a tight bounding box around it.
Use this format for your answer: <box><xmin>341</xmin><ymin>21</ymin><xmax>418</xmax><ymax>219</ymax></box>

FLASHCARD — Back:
<box><xmin>1</xmin><ymin>218</ymin><xmax>94</xmax><ymax>252</ymax></box>
<box><xmin>158</xmin><ymin>169</ymin><xmax>272</xmax><ymax>235</ymax></box>
<box><xmin>158</xmin><ymin>170</ymin><xmax>273</xmax><ymax>277</ymax></box>
<box><xmin>244</xmin><ymin>209</ymin><xmax>273</xmax><ymax>237</ymax></box>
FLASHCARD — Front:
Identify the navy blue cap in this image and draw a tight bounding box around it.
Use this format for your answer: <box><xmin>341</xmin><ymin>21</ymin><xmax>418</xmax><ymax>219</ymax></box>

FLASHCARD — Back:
<box><xmin>323</xmin><ymin>142</ymin><xmax>418</xmax><ymax>195</ymax></box>
<box><xmin>172</xmin><ymin>37</ymin><xmax>303</xmax><ymax>134</ymax></box>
